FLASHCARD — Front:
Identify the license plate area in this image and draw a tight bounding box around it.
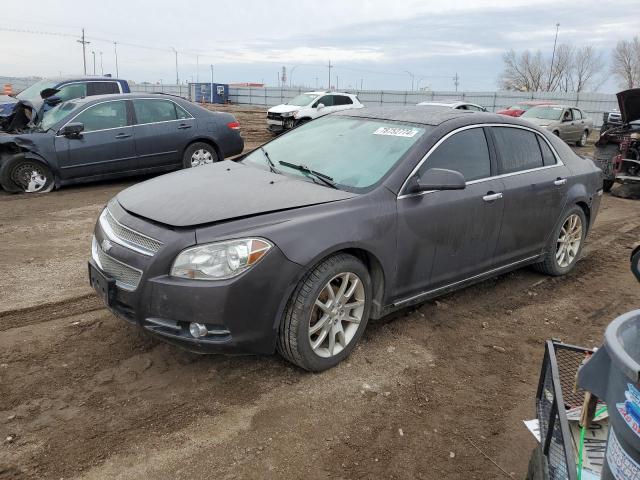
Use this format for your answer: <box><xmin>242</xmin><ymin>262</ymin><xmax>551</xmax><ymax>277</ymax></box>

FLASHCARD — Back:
<box><xmin>88</xmin><ymin>262</ymin><xmax>115</xmax><ymax>306</ymax></box>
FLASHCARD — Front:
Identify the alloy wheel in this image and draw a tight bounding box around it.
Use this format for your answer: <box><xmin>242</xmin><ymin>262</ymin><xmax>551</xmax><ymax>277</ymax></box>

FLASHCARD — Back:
<box><xmin>11</xmin><ymin>162</ymin><xmax>48</xmax><ymax>193</ymax></box>
<box><xmin>309</xmin><ymin>272</ymin><xmax>365</xmax><ymax>358</ymax></box>
<box><xmin>190</xmin><ymin>149</ymin><xmax>214</xmax><ymax>167</ymax></box>
<box><xmin>580</xmin><ymin>131</ymin><xmax>587</xmax><ymax>146</ymax></box>
<box><xmin>556</xmin><ymin>214</ymin><xmax>582</xmax><ymax>268</ymax></box>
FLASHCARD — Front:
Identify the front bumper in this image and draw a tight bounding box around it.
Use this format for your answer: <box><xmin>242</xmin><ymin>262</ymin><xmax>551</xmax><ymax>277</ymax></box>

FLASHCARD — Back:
<box><xmin>90</xmin><ymin>202</ymin><xmax>303</xmax><ymax>355</ymax></box>
<box><xmin>266</xmin><ymin>117</ymin><xmax>294</xmax><ymax>133</ymax></box>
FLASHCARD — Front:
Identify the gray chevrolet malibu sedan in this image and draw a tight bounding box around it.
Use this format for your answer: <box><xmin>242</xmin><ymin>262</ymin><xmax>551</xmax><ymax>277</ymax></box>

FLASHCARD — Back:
<box><xmin>89</xmin><ymin>106</ymin><xmax>603</xmax><ymax>371</ymax></box>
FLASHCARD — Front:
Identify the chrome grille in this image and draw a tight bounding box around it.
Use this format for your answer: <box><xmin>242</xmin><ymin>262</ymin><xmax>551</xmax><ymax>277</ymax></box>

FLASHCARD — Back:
<box><xmin>92</xmin><ymin>237</ymin><xmax>142</xmax><ymax>290</ymax></box>
<box><xmin>101</xmin><ymin>209</ymin><xmax>162</xmax><ymax>256</ymax></box>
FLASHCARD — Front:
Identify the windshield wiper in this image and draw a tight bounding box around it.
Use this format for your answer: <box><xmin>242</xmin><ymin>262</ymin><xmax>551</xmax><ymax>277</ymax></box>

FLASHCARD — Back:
<box><xmin>278</xmin><ymin>161</ymin><xmax>338</xmax><ymax>189</ymax></box>
<box><xmin>260</xmin><ymin>147</ymin><xmax>282</xmax><ymax>174</ymax></box>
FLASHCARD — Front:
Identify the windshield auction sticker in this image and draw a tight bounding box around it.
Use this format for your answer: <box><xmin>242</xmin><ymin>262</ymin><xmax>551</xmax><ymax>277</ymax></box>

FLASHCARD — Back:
<box><xmin>373</xmin><ymin>127</ymin><xmax>418</xmax><ymax>138</ymax></box>
<box><xmin>606</xmin><ymin>430</ymin><xmax>640</xmax><ymax>480</ymax></box>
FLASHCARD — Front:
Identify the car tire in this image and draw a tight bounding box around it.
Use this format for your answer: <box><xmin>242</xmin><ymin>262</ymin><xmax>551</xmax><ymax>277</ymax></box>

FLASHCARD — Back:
<box><xmin>553</xmin><ymin>130</ymin><xmax>560</xmax><ymax>137</ymax></box>
<box><xmin>182</xmin><ymin>142</ymin><xmax>219</xmax><ymax>168</ymax></box>
<box><xmin>0</xmin><ymin>155</ymin><xmax>54</xmax><ymax>193</ymax></box>
<box><xmin>533</xmin><ymin>205</ymin><xmax>587</xmax><ymax>276</ymax></box>
<box><xmin>277</xmin><ymin>253</ymin><xmax>372</xmax><ymax>372</ymax></box>
<box><xmin>576</xmin><ymin>130</ymin><xmax>588</xmax><ymax>147</ymax></box>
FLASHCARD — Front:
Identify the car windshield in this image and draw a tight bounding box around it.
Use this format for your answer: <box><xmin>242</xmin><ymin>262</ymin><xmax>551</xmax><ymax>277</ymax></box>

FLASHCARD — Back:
<box><xmin>16</xmin><ymin>80</ymin><xmax>59</xmax><ymax>101</ymax></box>
<box><xmin>39</xmin><ymin>101</ymin><xmax>83</xmax><ymax>131</ymax></box>
<box><xmin>522</xmin><ymin>106</ymin><xmax>563</xmax><ymax>120</ymax></box>
<box><xmin>243</xmin><ymin>116</ymin><xmax>428</xmax><ymax>191</ymax></box>
<box><xmin>287</xmin><ymin>94</ymin><xmax>319</xmax><ymax>107</ymax></box>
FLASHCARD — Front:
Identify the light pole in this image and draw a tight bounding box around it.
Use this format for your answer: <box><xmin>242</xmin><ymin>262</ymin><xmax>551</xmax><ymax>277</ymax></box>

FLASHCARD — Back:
<box><xmin>547</xmin><ymin>23</ymin><xmax>560</xmax><ymax>91</ymax></box>
<box><xmin>113</xmin><ymin>42</ymin><xmax>119</xmax><ymax>77</ymax></box>
<box><xmin>99</xmin><ymin>51</ymin><xmax>103</xmax><ymax>76</ymax></box>
<box><xmin>404</xmin><ymin>71</ymin><xmax>415</xmax><ymax>91</ymax></box>
<box><xmin>91</xmin><ymin>51</ymin><xmax>96</xmax><ymax>75</ymax></box>
<box><xmin>77</xmin><ymin>29</ymin><xmax>90</xmax><ymax>75</ymax></box>
<box><xmin>210</xmin><ymin>64</ymin><xmax>214</xmax><ymax>104</ymax></box>
<box><xmin>171</xmin><ymin>47</ymin><xmax>179</xmax><ymax>85</ymax></box>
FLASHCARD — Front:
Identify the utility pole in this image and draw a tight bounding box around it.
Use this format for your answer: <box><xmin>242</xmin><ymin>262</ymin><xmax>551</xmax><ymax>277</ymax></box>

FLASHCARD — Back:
<box><xmin>547</xmin><ymin>22</ymin><xmax>560</xmax><ymax>91</ymax></box>
<box><xmin>113</xmin><ymin>42</ymin><xmax>119</xmax><ymax>78</ymax></box>
<box><xmin>453</xmin><ymin>72</ymin><xmax>459</xmax><ymax>92</ymax></box>
<box><xmin>196</xmin><ymin>55</ymin><xmax>200</xmax><ymax>83</ymax></box>
<box><xmin>91</xmin><ymin>51</ymin><xmax>96</xmax><ymax>75</ymax></box>
<box><xmin>327</xmin><ymin>59</ymin><xmax>332</xmax><ymax>90</ymax></box>
<box><xmin>360</xmin><ymin>78</ymin><xmax>363</xmax><ymax>90</ymax></box>
<box><xmin>171</xmin><ymin>47</ymin><xmax>179</xmax><ymax>85</ymax></box>
<box><xmin>77</xmin><ymin>29</ymin><xmax>90</xmax><ymax>75</ymax></box>
<box><xmin>210</xmin><ymin>64</ymin><xmax>214</xmax><ymax>103</ymax></box>
<box><xmin>336</xmin><ymin>76</ymin><xmax>339</xmax><ymax>91</ymax></box>
<box><xmin>99</xmin><ymin>52</ymin><xmax>103</xmax><ymax>76</ymax></box>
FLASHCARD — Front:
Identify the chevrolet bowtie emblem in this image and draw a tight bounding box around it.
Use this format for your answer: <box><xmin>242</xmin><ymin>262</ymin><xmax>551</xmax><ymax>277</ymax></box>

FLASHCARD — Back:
<box><xmin>101</xmin><ymin>238</ymin><xmax>113</xmax><ymax>253</ymax></box>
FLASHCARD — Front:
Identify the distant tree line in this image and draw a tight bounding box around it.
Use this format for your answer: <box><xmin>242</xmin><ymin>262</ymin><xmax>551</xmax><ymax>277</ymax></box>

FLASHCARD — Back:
<box><xmin>500</xmin><ymin>36</ymin><xmax>640</xmax><ymax>92</ymax></box>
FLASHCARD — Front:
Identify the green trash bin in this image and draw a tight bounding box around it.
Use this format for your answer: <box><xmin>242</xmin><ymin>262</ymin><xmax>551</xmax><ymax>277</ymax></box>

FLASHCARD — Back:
<box><xmin>578</xmin><ymin>309</ymin><xmax>640</xmax><ymax>479</ymax></box>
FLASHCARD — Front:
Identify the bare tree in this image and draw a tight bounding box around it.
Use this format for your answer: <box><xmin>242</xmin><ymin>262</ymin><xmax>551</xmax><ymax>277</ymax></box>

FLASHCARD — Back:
<box><xmin>500</xmin><ymin>49</ymin><xmax>546</xmax><ymax>91</ymax></box>
<box><xmin>571</xmin><ymin>46</ymin><xmax>605</xmax><ymax>92</ymax></box>
<box><xmin>548</xmin><ymin>44</ymin><xmax>574</xmax><ymax>92</ymax></box>
<box><xmin>611</xmin><ymin>37</ymin><xmax>640</xmax><ymax>88</ymax></box>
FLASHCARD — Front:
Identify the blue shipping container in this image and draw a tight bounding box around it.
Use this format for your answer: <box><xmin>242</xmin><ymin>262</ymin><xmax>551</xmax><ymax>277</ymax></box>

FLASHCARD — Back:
<box><xmin>190</xmin><ymin>83</ymin><xmax>229</xmax><ymax>104</ymax></box>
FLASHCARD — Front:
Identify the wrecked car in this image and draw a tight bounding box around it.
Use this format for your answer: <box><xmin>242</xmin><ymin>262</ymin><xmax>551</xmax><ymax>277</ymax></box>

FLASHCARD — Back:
<box><xmin>0</xmin><ymin>77</ymin><xmax>130</xmax><ymax>133</ymax></box>
<box><xmin>0</xmin><ymin>93</ymin><xmax>243</xmax><ymax>193</ymax></box>
<box><xmin>594</xmin><ymin>88</ymin><xmax>640</xmax><ymax>192</ymax></box>
<box><xmin>89</xmin><ymin>106</ymin><xmax>602</xmax><ymax>372</ymax></box>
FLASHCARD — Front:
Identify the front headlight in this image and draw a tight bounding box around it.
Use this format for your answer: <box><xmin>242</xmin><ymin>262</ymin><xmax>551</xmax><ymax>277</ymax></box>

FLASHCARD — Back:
<box><xmin>170</xmin><ymin>238</ymin><xmax>272</xmax><ymax>280</ymax></box>
<box><xmin>281</xmin><ymin>111</ymin><xmax>298</xmax><ymax>118</ymax></box>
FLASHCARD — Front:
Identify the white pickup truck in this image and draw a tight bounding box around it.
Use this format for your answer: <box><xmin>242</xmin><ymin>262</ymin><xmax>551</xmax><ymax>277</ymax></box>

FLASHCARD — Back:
<box><xmin>266</xmin><ymin>91</ymin><xmax>363</xmax><ymax>133</ymax></box>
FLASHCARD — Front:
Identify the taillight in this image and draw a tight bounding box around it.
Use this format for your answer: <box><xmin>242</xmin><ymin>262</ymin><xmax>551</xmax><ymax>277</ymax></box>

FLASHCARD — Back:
<box><xmin>227</xmin><ymin>121</ymin><xmax>241</xmax><ymax>130</ymax></box>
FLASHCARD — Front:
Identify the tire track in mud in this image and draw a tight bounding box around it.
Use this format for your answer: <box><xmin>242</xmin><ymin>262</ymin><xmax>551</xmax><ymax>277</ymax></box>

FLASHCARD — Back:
<box><xmin>0</xmin><ymin>293</ymin><xmax>104</xmax><ymax>332</ymax></box>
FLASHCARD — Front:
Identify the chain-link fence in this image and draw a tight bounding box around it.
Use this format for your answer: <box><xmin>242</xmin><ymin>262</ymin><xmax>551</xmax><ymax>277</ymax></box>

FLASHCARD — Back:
<box><xmin>229</xmin><ymin>87</ymin><xmax>618</xmax><ymax>127</ymax></box>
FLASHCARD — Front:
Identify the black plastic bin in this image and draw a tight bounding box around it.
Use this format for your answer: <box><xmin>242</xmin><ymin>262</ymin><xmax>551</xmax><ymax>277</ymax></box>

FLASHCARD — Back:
<box><xmin>578</xmin><ymin>309</ymin><xmax>640</xmax><ymax>479</ymax></box>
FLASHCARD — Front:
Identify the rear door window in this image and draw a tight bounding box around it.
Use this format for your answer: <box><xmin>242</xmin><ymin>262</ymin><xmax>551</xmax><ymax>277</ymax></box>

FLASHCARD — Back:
<box><xmin>493</xmin><ymin>127</ymin><xmax>544</xmax><ymax>174</ymax></box>
<box><xmin>74</xmin><ymin>100</ymin><xmax>128</xmax><ymax>132</ymax></box>
<box><xmin>538</xmin><ymin>136</ymin><xmax>557</xmax><ymax>166</ymax></box>
<box><xmin>420</xmin><ymin>127</ymin><xmax>491</xmax><ymax>181</ymax></box>
<box><xmin>133</xmin><ymin>99</ymin><xmax>180</xmax><ymax>124</ymax></box>
<box><xmin>571</xmin><ymin>108</ymin><xmax>582</xmax><ymax>120</ymax></box>
<box><xmin>334</xmin><ymin>95</ymin><xmax>353</xmax><ymax>106</ymax></box>
<box><xmin>86</xmin><ymin>82</ymin><xmax>120</xmax><ymax>96</ymax></box>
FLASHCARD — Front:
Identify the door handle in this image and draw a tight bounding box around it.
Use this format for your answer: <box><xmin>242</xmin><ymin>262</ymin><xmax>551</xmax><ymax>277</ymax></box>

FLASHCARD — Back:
<box><xmin>115</xmin><ymin>133</ymin><xmax>132</xmax><ymax>139</ymax></box>
<box><xmin>177</xmin><ymin>123</ymin><xmax>192</xmax><ymax>129</ymax></box>
<box><xmin>482</xmin><ymin>192</ymin><xmax>503</xmax><ymax>202</ymax></box>
<box><xmin>554</xmin><ymin>178</ymin><xmax>567</xmax><ymax>186</ymax></box>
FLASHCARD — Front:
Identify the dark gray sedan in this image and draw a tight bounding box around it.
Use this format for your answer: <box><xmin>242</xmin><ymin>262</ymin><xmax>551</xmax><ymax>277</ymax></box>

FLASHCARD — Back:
<box><xmin>0</xmin><ymin>93</ymin><xmax>243</xmax><ymax>193</ymax></box>
<box><xmin>89</xmin><ymin>106</ymin><xmax>603</xmax><ymax>371</ymax></box>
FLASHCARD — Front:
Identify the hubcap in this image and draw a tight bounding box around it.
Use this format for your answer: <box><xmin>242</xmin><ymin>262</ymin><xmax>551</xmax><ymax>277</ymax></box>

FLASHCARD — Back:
<box><xmin>11</xmin><ymin>162</ymin><xmax>47</xmax><ymax>193</ymax></box>
<box><xmin>581</xmin><ymin>132</ymin><xmax>587</xmax><ymax>144</ymax></box>
<box><xmin>190</xmin><ymin>149</ymin><xmax>214</xmax><ymax>167</ymax></box>
<box><xmin>556</xmin><ymin>214</ymin><xmax>582</xmax><ymax>268</ymax></box>
<box><xmin>309</xmin><ymin>272</ymin><xmax>365</xmax><ymax>358</ymax></box>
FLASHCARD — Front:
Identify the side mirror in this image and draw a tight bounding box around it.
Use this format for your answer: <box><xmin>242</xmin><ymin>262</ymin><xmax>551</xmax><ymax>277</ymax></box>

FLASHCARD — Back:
<box><xmin>60</xmin><ymin>122</ymin><xmax>84</xmax><ymax>138</ymax></box>
<box><xmin>44</xmin><ymin>96</ymin><xmax>62</xmax><ymax>107</ymax></box>
<box><xmin>316</xmin><ymin>103</ymin><xmax>325</xmax><ymax>110</ymax></box>
<box><xmin>408</xmin><ymin>168</ymin><xmax>466</xmax><ymax>193</ymax></box>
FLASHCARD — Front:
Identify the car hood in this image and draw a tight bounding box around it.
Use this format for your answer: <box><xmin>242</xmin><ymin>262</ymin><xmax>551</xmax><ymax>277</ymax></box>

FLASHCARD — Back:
<box><xmin>268</xmin><ymin>104</ymin><xmax>305</xmax><ymax>114</ymax></box>
<box><xmin>521</xmin><ymin>116</ymin><xmax>554</xmax><ymax>127</ymax></box>
<box><xmin>617</xmin><ymin>88</ymin><xmax>640</xmax><ymax>124</ymax></box>
<box><xmin>116</xmin><ymin>160</ymin><xmax>357</xmax><ymax>227</ymax></box>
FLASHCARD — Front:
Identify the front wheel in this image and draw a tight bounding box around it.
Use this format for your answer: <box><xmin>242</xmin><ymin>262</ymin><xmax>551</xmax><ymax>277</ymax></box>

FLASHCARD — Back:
<box><xmin>182</xmin><ymin>142</ymin><xmax>219</xmax><ymax>168</ymax></box>
<box><xmin>576</xmin><ymin>130</ymin><xmax>588</xmax><ymax>147</ymax></box>
<box><xmin>533</xmin><ymin>206</ymin><xmax>586</xmax><ymax>276</ymax></box>
<box><xmin>277</xmin><ymin>253</ymin><xmax>372</xmax><ymax>372</ymax></box>
<box><xmin>0</xmin><ymin>156</ymin><xmax>54</xmax><ymax>193</ymax></box>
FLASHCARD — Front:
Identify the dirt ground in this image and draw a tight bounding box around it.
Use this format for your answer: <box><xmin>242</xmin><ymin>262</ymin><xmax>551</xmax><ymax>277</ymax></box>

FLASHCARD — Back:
<box><xmin>1</xmin><ymin>105</ymin><xmax>640</xmax><ymax>480</ymax></box>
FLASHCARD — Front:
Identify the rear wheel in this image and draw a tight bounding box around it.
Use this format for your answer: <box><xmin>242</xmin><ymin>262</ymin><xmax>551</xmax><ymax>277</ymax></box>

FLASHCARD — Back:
<box><xmin>277</xmin><ymin>253</ymin><xmax>372</xmax><ymax>372</ymax></box>
<box><xmin>533</xmin><ymin>206</ymin><xmax>586</xmax><ymax>276</ymax></box>
<box><xmin>182</xmin><ymin>142</ymin><xmax>219</xmax><ymax>168</ymax></box>
<box><xmin>0</xmin><ymin>156</ymin><xmax>54</xmax><ymax>193</ymax></box>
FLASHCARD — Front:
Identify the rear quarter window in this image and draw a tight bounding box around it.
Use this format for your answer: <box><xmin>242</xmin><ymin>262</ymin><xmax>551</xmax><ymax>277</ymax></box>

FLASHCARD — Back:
<box><xmin>86</xmin><ymin>82</ymin><xmax>120</xmax><ymax>96</ymax></box>
<box><xmin>493</xmin><ymin>127</ymin><xmax>544</xmax><ymax>174</ymax></box>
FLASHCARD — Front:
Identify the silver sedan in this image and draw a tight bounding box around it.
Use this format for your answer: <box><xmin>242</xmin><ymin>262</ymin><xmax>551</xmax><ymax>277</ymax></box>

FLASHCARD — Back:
<box><xmin>521</xmin><ymin>105</ymin><xmax>593</xmax><ymax>146</ymax></box>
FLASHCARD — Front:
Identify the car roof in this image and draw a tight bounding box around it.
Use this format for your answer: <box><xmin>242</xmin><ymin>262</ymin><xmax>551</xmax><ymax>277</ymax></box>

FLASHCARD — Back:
<box><xmin>46</xmin><ymin>76</ymin><xmax>126</xmax><ymax>85</ymax></box>
<box><xmin>335</xmin><ymin>105</ymin><xmax>509</xmax><ymax>126</ymax></box>
<box><xmin>62</xmin><ymin>93</ymin><xmax>184</xmax><ymax>106</ymax></box>
<box><xmin>302</xmin><ymin>91</ymin><xmax>356</xmax><ymax>96</ymax></box>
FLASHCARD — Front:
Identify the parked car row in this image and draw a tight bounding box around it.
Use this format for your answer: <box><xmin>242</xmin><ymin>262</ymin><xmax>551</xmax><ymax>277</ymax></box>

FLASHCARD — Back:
<box><xmin>0</xmin><ymin>93</ymin><xmax>243</xmax><ymax>193</ymax></box>
<box><xmin>90</xmin><ymin>105</ymin><xmax>603</xmax><ymax>371</ymax></box>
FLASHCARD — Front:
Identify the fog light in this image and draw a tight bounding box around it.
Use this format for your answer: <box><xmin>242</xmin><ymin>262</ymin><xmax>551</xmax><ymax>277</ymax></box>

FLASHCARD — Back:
<box><xmin>189</xmin><ymin>322</ymin><xmax>208</xmax><ymax>338</ymax></box>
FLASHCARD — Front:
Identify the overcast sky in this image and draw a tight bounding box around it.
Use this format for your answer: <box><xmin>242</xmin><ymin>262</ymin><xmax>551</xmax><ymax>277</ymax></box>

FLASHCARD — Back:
<box><xmin>1</xmin><ymin>0</ymin><xmax>637</xmax><ymax>92</ymax></box>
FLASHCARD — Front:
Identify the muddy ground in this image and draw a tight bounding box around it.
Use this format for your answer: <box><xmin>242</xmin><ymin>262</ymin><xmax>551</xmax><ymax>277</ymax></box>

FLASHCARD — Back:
<box><xmin>1</xmin><ymin>105</ymin><xmax>639</xmax><ymax>480</ymax></box>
